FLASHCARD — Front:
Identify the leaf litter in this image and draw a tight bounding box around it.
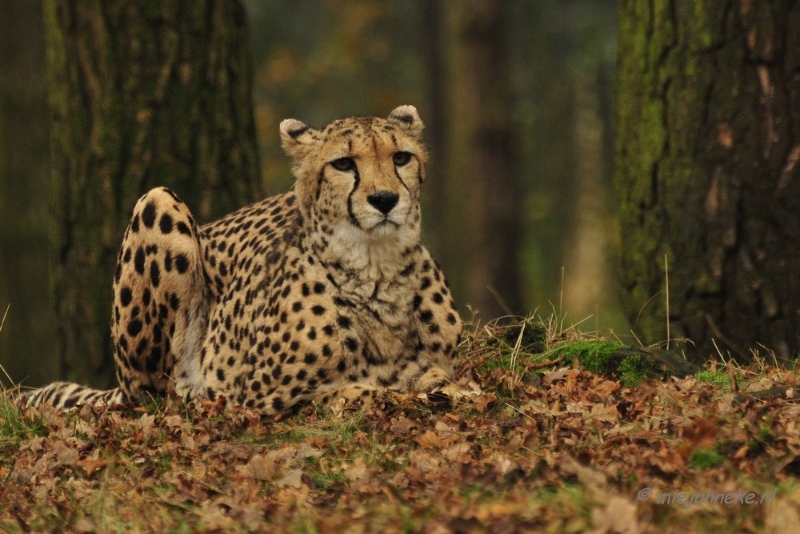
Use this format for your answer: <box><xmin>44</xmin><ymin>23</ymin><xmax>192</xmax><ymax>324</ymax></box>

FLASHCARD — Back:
<box><xmin>1</xmin><ymin>319</ymin><xmax>800</xmax><ymax>532</ymax></box>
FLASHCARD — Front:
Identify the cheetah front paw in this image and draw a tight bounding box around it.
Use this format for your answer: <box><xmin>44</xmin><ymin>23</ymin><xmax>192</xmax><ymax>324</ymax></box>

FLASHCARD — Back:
<box><xmin>415</xmin><ymin>367</ymin><xmax>450</xmax><ymax>392</ymax></box>
<box><xmin>315</xmin><ymin>384</ymin><xmax>379</xmax><ymax>417</ymax></box>
<box><xmin>414</xmin><ymin>367</ymin><xmax>474</xmax><ymax>403</ymax></box>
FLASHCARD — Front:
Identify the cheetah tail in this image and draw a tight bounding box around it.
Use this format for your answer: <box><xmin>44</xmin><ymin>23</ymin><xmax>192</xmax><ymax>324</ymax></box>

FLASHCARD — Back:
<box><xmin>18</xmin><ymin>382</ymin><xmax>128</xmax><ymax>410</ymax></box>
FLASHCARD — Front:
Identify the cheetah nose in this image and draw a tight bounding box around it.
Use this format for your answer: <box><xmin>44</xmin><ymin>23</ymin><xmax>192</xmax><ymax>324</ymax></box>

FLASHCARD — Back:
<box><xmin>367</xmin><ymin>191</ymin><xmax>399</xmax><ymax>215</ymax></box>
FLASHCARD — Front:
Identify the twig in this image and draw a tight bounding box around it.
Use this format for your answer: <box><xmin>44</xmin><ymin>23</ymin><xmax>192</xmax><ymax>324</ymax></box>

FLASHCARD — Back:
<box><xmin>726</xmin><ymin>360</ymin><xmax>739</xmax><ymax>394</ymax></box>
<box><xmin>634</xmin><ymin>289</ymin><xmax>663</xmax><ymax>330</ymax></box>
<box><xmin>509</xmin><ymin>322</ymin><xmax>525</xmax><ymax>389</ymax></box>
<box><xmin>529</xmin><ymin>355</ymin><xmax>565</xmax><ymax>370</ymax></box>
<box><xmin>705</xmin><ymin>314</ymin><xmax>744</xmax><ymax>359</ymax></box>
<box><xmin>506</xmin><ymin>402</ymin><xmax>536</xmax><ymax>422</ymax></box>
<box><xmin>559</xmin><ymin>266</ymin><xmax>565</xmax><ymax>320</ymax></box>
<box><xmin>486</xmin><ymin>286</ymin><xmax>513</xmax><ymax>317</ymax></box>
<box><xmin>629</xmin><ymin>329</ymin><xmax>644</xmax><ymax>348</ymax></box>
<box><xmin>0</xmin><ymin>303</ymin><xmax>9</xmax><ymax>334</ymax></box>
<box><xmin>664</xmin><ymin>254</ymin><xmax>670</xmax><ymax>351</ymax></box>
<box><xmin>0</xmin><ymin>363</ymin><xmax>16</xmax><ymax>390</ymax></box>
<box><xmin>732</xmin><ymin>387</ymin><xmax>788</xmax><ymax>406</ymax></box>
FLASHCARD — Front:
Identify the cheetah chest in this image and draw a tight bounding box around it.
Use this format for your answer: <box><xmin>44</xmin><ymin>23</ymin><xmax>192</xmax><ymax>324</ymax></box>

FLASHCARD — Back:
<box><xmin>311</xmin><ymin>259</ymin><xmax>421</xmax><ymax>369</ymax></box>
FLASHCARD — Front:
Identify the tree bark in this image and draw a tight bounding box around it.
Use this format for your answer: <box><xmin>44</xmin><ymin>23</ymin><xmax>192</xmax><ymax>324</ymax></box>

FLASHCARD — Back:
<box><xmin>0</xmin><ymin>0</ymin><xmax>56</xmax><ymax>387</ymax></box>
<box><xmin>444</xmin><ymin>0</ymin><xmax>522</xmax><ymax>320</ymax></box>
<box><xmin>46</xmin><ymin>0</ymin><xmax>261</xmax><ymax>387</ymax></box>
<box><xmin>616</xmin><ymin>0</ymin><xmax>800</xmax><ymax>361</ymax></box>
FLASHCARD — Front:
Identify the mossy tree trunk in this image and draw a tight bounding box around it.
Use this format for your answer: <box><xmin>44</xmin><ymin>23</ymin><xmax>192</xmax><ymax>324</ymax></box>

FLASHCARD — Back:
<box><xmin>46</xmin><ymin>0</ymin><xmax>261</xmax><ymax>387</ymax></box>
<box><xmin>616</xmin><ymin>1</ymin><xmax>800</xmax><ymax>360</ymax></box>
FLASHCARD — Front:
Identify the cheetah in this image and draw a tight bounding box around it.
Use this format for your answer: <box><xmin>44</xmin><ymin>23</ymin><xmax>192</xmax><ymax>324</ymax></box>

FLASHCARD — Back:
<box><xmin>23</xmin><ymin>106</ymin><xmax>463</xmax><ymax>415</ymax></box>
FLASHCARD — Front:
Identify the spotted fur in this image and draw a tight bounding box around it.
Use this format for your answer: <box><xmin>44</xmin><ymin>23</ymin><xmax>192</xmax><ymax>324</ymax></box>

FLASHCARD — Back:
<box><xmin>24</xmin><ymin>106</ymin><xmax>462</xmax><ymax>414</ymax></box>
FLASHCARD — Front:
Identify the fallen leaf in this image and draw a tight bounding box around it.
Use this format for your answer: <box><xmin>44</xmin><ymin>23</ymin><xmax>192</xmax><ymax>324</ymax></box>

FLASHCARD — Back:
<box><xmin>415</xmin><ymin>430</ymin><xmax>444</xmax><ymax>449</ymax></box>
<box><xmin>239</xmin><ymin>454</ymin><xmax>272</xmax><ymax>480</ymax></box>
<box><xmin>137</xmin><ymin>413</ymin><xmax>155</xmax><ymax>440</ymax></box>
<box><xmin>390</xmin><ymin>416</ymin><xmax>417</xmax><ymax>435</ymax></box>
<box><xmin>590</xmin><ymin>496</ymin><xmax>641</xmax><ymax>534</ymax></box>
<box><xmin>53</xmin><ymin>441</ymin><xmax>79</xmax><ymax>467</ymax></box>
<box><xmin>344</xmin><ymin>458</ymin><xmax>369</xmax><ymax>481</ymax></box>
<box><xmin>295</xmin><ymin>442</ymin><xmax>322</xmax><ymax>462</ymax></box>
<box><xmin>544</xmin><ymin>368</ymin><xmax>570</xmax><ymax>386</ymax></box>
<box><xmin>683</xmin><ymin>416</ymin><xmax>717</xmax><ymax>449</ymax></box>
<box><xmin>276</xmin><ymin>469</ymin><xmax>304</xmax><ymax>489</ymax></box>
<box><xmin>181</xmin><ymin>433</ymin><xmax>196</xmax><ymax>450</ymax></box>
<box><xmin>472</xmin><ymin>392</ymin><xmax>497</xmax><ymax>412</ymax></box>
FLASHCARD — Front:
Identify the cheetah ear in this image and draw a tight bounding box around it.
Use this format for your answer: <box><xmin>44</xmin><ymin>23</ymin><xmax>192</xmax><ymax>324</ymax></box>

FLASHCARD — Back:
<box><xmin>279</xmin><ymin>118</ymin><xmax>318</xmax><ymax>160</ymax></box>
<box><xmin>388</xmin><ymin>105</ymin><xmax>424</xmax><ymax>140</ymax></box>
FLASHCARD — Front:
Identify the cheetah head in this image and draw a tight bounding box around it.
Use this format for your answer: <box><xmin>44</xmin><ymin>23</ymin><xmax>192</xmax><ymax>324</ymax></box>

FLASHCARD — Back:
<box><xmin>279</xmin><ymin>106</ymin><xmax>427</xmax><ymax>246</ymax></box>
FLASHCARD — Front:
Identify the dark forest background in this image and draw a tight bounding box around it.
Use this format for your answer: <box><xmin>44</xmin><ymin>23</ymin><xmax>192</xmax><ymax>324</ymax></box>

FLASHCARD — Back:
<box><xmin>0</xmin><ymin>0</ymin><xmax>620</xmax><ymax>387</ymax></box>
<box><xmin>3</xmin><ymin>0</ymin><xmax>798</xmax><ymax>388</ymax></box>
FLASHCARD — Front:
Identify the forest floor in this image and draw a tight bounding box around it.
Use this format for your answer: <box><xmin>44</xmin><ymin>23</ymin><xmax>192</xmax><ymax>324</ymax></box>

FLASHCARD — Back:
<box><xmin>1</xmin><ymin>316</ymin><xmax>799</xmax><ymax>533</ymax></box>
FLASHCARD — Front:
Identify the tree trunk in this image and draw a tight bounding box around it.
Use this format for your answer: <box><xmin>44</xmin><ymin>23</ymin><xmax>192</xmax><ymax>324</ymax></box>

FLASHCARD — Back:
<box><xmin>616</xmin><ymin>0</ymin><xmax>800</xmax><ymax>361</ymax></box>
<box><xmin>0</xmin><ymin>0</ymin><xmax>56</xmax><ymax>387</ymax></box>
<box><xmin>444</xmin><ymin>0</ymin><xmax>522</xmax><ymax>320</ymax></box>
<box><xmin>420</xmin><ymin>0</ymin><xmax>449</xmax><ymax>261</ymax></box>
<box><xmin>46</xmin><ymin>0</ymin><xmax>261</xmax><ymax>387</ymax></box>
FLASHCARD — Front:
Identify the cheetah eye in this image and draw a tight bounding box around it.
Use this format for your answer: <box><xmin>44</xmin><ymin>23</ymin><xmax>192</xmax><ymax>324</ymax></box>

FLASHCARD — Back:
<box><xmin>392</xmin><ymin>152</ymin><xmax>412</xmax><ymax>166</ymax></box>
<box><xmin>331</xmin><ymin>157</ymin><xmax>356</xmax><ymax>172</ymax></box>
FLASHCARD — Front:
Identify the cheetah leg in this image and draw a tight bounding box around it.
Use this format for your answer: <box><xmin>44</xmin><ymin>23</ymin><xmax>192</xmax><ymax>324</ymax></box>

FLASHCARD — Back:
<box><xmin>312</xmin><ymin>367</ymin><xmax>464</xmax><ymax>417</ymax></box>
<box><xmin>111</xmin><ymin>187</ymin><xmax>209</xmax><ymax>402</ymax></box>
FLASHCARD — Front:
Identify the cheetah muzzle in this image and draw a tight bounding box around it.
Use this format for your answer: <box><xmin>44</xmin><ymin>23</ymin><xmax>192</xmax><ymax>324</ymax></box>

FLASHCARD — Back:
<box><xmin>22</xmin><ymin>105</ymin><xmax>463</xmax><ymax>415</ymax></box>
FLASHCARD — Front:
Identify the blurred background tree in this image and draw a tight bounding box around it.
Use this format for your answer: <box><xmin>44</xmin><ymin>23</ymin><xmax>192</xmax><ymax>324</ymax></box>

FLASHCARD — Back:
<box><xmin>1</xmin><ymin>0</ymin><xmax>623</xmax><ymax>387</ymax></box>
<box><xmin>245</xmin><ymin>0</ymin><xmax>621</xmax><ymax>326</ymax></box>
<box><xmin>0</xmin><ymin>0</ymin><xmax>54</xmax><ymax>386</ymax></box>
<box><xmin>440</xmin><ymin>0</ymin><xmax>522</xmax><ymax>319</ymax></box>
<box><xmin>616</xmin><ymin>0</ymin><xmax>800</xmax><ymax>361</ymax></box>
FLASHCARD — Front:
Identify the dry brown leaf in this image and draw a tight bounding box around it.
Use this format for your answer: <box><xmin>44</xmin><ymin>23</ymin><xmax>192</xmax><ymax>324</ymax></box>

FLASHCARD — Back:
<box><xmin>595</xmin><ymin>379</ymin><xmax>621</xmax><ymax>397</ymax></box>
<box><xmin>137</xmin><ymin>413</ymin><xmax>155</xmax><ymax>439</ymax></box>
<box><xmin>294</xmin><ymin>442</ymin><xmax>322</xmax><ymax>463</ymax></box>
<box><xmin>415</xmin><ymin>430</ymin><xmax>444</xmax><ymax>449</ymax></box>
<box><xmin>765</xmin><ymin>498</ymin><xmax>800</xmax><ymax>534</ymax></box>
<box><xmin>472</xmin><ymin>392</ymin><xmax>497</xmax><ymax>412</ymax></box>
<box><xmin>683</xmin><ymin>416</ymin><xmax>717</xmax><ymax>449</ymax></box>
<box><xmin>390</xmin><ymin>416</ymin><xmax>417</xmax><ymax>435</ymax></box>
<box><xmin>746</xmin><ymin>377</ymin><xmax>775</xmax><ymax>393</ymax></box>
<box><xmin>587</xmin><ymin>403</ymin><xmax>620</xmax><ymax>423</ymax></box>
<box><xmin>543</xmin><ymin>368</ymin><xmax>570</xmax><ymax>386</ymax></box>
<box><xmin>590</xmin><ymin>496</ymin><xmax>641</xmax><ymax>534</ymax></box>
<box><xmin>276</xmin><ymin>469</ymin><xmax>304</xmax><ymax>489</ymax></box>
<box><xmin>53</xmin><ymin>440</ymin><xmax>79</xmax><ymax>467</ymax></box>
<box><xmin>163</xmin><ymin>414</ymin><xmax>185</xmax><ymax>432</ymax></box>
<box><xmin>239</xmin><ymin>454</ymin><xmax>273</xmax><ymax>480</ymax></box>
<box><xmin>565</xmin><ymin>368</ymin><xmax>579</xmax><ymax>394</ymax></box>
<box><xmin>181</xmin><ymin>432</ymin><xmax>197</xmax><ymax>450</ymax></box>
<box><xmin>344</xmin><ymin>458</ymin><xmax>369</xmax><ymax>481</ymax></box>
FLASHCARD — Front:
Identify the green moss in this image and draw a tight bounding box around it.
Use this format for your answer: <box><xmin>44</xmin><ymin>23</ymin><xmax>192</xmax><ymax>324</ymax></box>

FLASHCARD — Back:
<box><xmin>757</xmin><ymin>426</ymin><xmax>774</xmax><ymax>442</ymax></box>
<box><xmin>541</xmin><ymin>341</ymin><xmax>690</xmax><ymax>386</ymax></box>
<box><xmin>689</xmin><ymin>449</ymin><xmax>724</xmax><ymax>469</ymax></box>
<box><xmin>618</xmin><ymin>354</ymin><xmax>657</xmax><ymax>387</ymax></box>
<box><xmin>695</xmin><ymin>371</ymin><xmax>729</xmax><ymax>388</ymax></box>
<box><xmin>543</xmin><ymin>340</ymin><xmax>625</xmax><ymax>373</ymax></box>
